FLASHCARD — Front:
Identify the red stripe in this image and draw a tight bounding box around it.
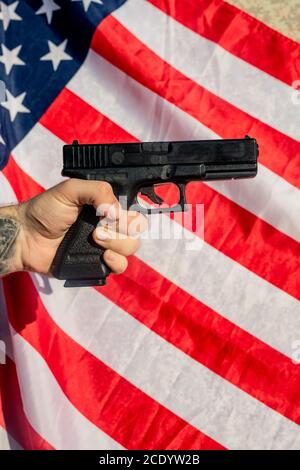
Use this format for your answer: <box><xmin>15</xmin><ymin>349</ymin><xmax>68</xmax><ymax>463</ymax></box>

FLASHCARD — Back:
<box><xmin>0</xmin><ymin>353</ymin><xmax>53</xmax><ymax>450</ymax></box>
<box><xmin>92</xmin><ymin>15</ymin><xmax>300</xmax><ymax>189</ymax></box>
<box><xmin>0</xmin><ymin>392</ymin><xmax>19</xmax><ymax>449</ymax></box>
<box><xmin>41</xmin><ymin>88</ymin><xmax>300</xmax><ymax>301</ymax></box>
<box><xmin>4</xmin><ymin>272</ymin><xmax>224</xmax><ymax>450</ymax></box>
<box><xmin>148</xmin><ymin>0</ymin><xmax>300</xmax><ymax>87</ymax></box>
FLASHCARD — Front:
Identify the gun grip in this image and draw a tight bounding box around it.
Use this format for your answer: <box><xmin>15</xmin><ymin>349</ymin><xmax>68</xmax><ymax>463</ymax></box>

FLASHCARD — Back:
<box><xmin>51</xmin><ymin>205</ymin><xmax>111</xmax><ymax>287</ymax></box>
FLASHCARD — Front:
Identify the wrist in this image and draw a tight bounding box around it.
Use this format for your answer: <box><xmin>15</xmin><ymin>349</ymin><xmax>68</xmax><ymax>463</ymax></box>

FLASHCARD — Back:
<box><xmin>0</xmin><ymin>204</ymin><xmax>25</xmax><ymax>275</ymax></box>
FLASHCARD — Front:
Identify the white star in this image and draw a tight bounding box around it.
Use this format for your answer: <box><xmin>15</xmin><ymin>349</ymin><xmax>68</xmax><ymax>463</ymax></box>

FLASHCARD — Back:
<box><xmin>36</xmin><ymin>0</ymin><xmax>60</xmax><ymax>24</ymax></box>
<box><xmin>0</xmin><ymin>1</ymin><xmax>22</xmax><ymax>31</ymax></box>
<box><xmin>40</xmin><ymin>39</ymin><xmax>72</xmax><ymax>71</ymax></box>
<box><xmin>71</xmin><ymin>0</ymin><xmax>103</xmax><ymax>13</ymax></box>
<box><xmin>1</xmin><ymin>89</ymin><xmax>30</xmax><ymax>122</ymax></box>
<box><xmin>0</xmin><ymin>44</ymin><xmax>25</xmax><ymax>74</ymax></box>
<box><xmin>0</xmin><ymin>134</ymin><xmax>5</xmax><ymax>145</ymax></box>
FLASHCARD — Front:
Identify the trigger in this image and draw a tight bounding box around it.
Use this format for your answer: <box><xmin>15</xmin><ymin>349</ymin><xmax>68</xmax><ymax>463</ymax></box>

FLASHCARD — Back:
<box><xmin>140</xmin><ymin>186</ymin><xmax>164</xmax><ymax>205</ymax></box>
<box><xmin>178</xmin><ymin>183</ymin><xmax>188</xmax><ymax>211</ymax></box>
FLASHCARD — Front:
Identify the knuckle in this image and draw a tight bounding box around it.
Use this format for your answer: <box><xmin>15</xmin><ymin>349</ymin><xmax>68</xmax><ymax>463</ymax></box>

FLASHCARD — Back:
<box><xmin>61</xmin><ymin>178</ymin><xmax>82</xmax><ymax>196</ymax></box>
<box><xmin>99</xmin><ymin>181</ymin><xmax>113</xmax><ymax>196</ymax></box>
<box><xmin>62</xmin><ymin>178</ymin><xmax>75</xmax><ymax>191</ymax></box>
<box><xmin>69</xmin><ymin>177</ymin><xmax>82</xmax><ymax>187</ymax></box>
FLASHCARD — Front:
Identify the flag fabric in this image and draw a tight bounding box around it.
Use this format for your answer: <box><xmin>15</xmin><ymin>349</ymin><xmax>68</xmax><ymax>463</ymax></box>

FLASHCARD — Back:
<box><xmin>0</xmin><ymin>0</ymin><xmax>300</xmax><ymax>450</ymax></box>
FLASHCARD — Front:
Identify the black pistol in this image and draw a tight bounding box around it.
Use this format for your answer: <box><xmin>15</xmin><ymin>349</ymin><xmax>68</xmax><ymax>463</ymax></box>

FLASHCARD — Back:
<box><xmin>51</xmin><ymin>136</ymin><xmax>258</xmax><ymax>287</ymax></box>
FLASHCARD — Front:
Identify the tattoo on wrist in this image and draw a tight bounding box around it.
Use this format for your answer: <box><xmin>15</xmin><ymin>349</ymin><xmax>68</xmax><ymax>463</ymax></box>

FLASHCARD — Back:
<box><xmin>0</xmin><ymin>217</ymin><xmax>20</xmax><ymax>275</ymax></box>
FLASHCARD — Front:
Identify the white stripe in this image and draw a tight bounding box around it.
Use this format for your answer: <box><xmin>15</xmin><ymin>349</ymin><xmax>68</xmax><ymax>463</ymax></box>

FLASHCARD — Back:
<box><xmin>0</xmin><ymin>185</ymin><xmax>123</xmax><ymax>451</ymax></box>
<box><xmin>67</xmin><ymin>51</ymin><xmax>300</xmax><ymax>242</ymax></box>
<box><xmin>9</xmin><ymin>126</ymin><xmax>66</xmax><ymax>190</ymax></box>
<box><xmin>113</xmin><ymin>0</ymin><xmax>300</xmax><ymax>141</ymax></box>
<box><xmin>207</xmin><ymin>165</ymin><xmax>300</xmax><ymax>241</ymax></box>
<box><xmin>8</xmin><ymin>126</ymin><xmax>300</xmax><ymax>356</ymax></box>
<box><xmin>32</xmin><ymin>275</ymin><xmax>300</xmax><ymax>450</ymax></box>
<box><xmin>0</xmin><ymin>426</ymin><xmax>22</xmax><ymax>450</ymax></box>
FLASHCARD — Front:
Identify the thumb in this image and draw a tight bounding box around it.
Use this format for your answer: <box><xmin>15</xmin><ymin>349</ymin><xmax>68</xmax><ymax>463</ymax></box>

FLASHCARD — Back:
<box><xmin>54</xmin><ymin>179</ymin><xmax>121</xmax><ymax>219</ymax></box>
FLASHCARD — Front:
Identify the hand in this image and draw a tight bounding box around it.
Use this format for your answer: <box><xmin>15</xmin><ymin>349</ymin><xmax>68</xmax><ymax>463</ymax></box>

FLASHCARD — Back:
<box><xmin>0</xmin><ymin>179</ymin><xmax>147</xmax><ymax>276</ymax></box>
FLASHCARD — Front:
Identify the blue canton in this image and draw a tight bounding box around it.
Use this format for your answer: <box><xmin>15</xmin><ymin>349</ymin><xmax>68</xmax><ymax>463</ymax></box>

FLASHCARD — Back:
<box><xmin>0</xmin><ymin>0</ymin><xmax>127</xmax><ymax>169</ymax></box>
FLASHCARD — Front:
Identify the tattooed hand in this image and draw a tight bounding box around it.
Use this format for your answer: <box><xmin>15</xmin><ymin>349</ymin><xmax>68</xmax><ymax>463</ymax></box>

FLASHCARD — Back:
<box><xmin>0</xmin><ymin>179</ymin><xmax>147</xmax><ymax>277</ymax></box>
<box><xmin>0</xmin><ymin>214</ymin><xmax>21</xmax><ymax>275</ymax></box>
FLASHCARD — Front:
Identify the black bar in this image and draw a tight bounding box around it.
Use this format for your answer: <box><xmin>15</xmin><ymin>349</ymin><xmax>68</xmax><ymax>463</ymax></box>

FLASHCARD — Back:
<box><xmin>0</xmin><ymin>450</ymin><xmax>296</xmax><ymax>467</ymax></box>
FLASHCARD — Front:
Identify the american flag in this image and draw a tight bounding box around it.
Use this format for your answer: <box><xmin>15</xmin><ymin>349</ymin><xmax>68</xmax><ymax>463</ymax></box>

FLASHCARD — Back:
<box><xmin>0</xmin><ymin>0</ymin><xmax>300</xmax><ymax>450</ymax></box>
